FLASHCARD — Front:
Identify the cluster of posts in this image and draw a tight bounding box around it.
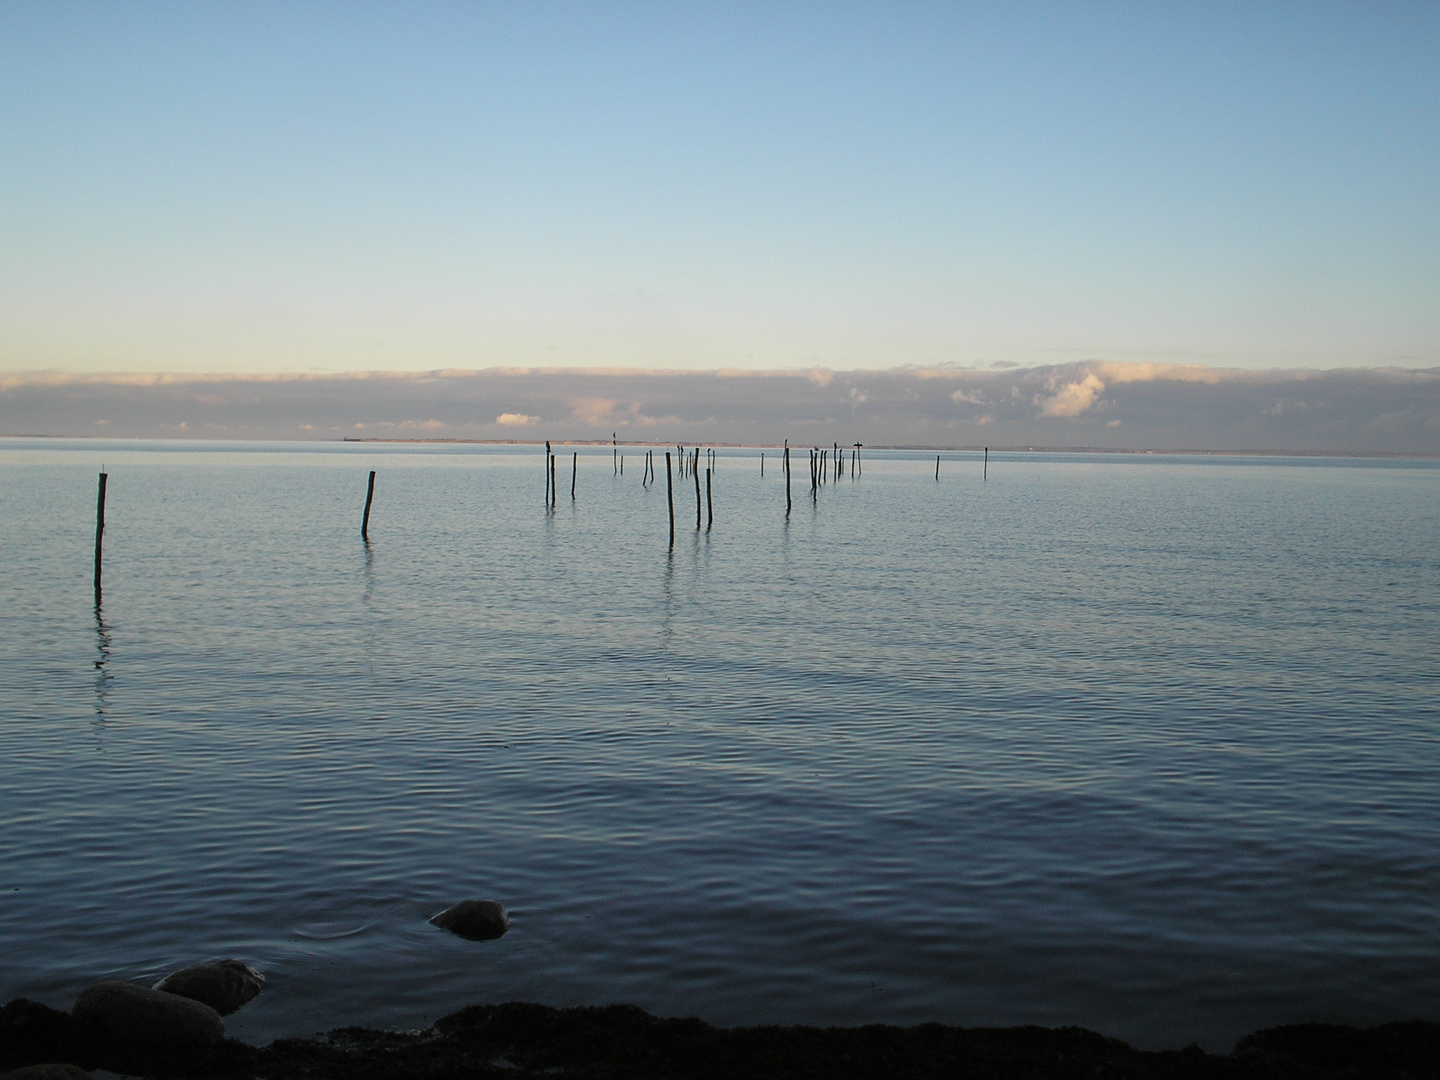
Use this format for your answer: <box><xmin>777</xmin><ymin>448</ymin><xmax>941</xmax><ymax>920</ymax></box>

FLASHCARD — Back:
<box><xmin>88</xmin><ymin>443</ymin><xmax>993</xmax><ymax>589</ymax></box>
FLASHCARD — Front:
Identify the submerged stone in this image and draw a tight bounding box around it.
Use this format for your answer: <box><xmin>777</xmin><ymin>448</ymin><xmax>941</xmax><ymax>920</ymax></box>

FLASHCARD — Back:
<box><xmin>153</xmin><ymin>959</ymin><xmax>264</xmax><ymax>1016</ymax></box>
<box><xmin>429</xmin><ymin>900</ymin><xmax>510</xmax><ymax>941</ymax></box>
<box><xmin>71</xmin><ymin>981</ymin><xmax>224</xmax><ymax>1049</ymax></box>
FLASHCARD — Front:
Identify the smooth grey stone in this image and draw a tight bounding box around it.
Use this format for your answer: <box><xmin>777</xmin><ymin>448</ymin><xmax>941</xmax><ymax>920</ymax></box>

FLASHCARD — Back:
<box><xmin>153</xmin><ymin>959</ymin><xmax>263</xmax><ymax>1016</ymax></box>
<box><xmin>2</xmin><ymin>1067</ymin><xmax>91</xmax><ymax>1080</ymax></box>
<box><xmin>71</xmin><ymin>981</ymin><xmax>224</xmax><ymax>1048</ymax></box>
<box><xmin>429</xmin><ymin>900</ymin><xmax>510</xmax><ymax>941</ymax></box>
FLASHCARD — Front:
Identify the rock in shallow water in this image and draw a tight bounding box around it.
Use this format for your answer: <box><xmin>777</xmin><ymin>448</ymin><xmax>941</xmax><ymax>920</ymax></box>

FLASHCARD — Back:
<box><xmin>153</xmin><ymin>959</ymin><xmax>263</xmax><ymax>1016</ymax></box>
<box><xmin>71</xmin><ymin>982</ymin><xmax>224</xmax><ymax>1049</ymax></box>
<box><xmin>429</xmin><ymin>900</ymin><xmax>509</xmax><ymax>941</ymax></box>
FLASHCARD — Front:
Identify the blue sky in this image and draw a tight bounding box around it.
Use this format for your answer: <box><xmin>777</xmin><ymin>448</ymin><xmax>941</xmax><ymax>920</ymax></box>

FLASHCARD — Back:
<box><xmin>2</xmin><ymin>1</ymin><xmax>1437</xmax><ymax>374</ymax></box>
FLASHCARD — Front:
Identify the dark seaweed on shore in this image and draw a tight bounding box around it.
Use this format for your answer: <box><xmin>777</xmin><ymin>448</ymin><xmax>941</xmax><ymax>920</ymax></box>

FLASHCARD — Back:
<box><xmin>4</xmin><ymin>997</ymin><xmax>1438</xmax><ymax>1080</ymax></box>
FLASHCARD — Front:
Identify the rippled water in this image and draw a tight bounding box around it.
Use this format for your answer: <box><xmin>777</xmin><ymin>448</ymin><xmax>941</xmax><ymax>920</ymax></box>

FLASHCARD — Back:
<box><xmin>1</xmin><ymin>438</ymin><xmax>1437</xmax><ymax>1051</ymax></box>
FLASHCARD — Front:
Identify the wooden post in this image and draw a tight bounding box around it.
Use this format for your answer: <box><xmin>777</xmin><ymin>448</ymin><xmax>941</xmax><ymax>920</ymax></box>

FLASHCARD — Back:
<box><xmin>613</xmin><ymin>432</ymin><xmax>617</xmax><ymax>475</ymax></box>
<box><xmin>936</xmin><ymin>455</ymin><xmax>940</xmax><ymax>481</ymax></box>
<box><xmin>706</xmin><ymin>468</ymin><xmax>713</xmax><ymax>531</ymax></box>
<box><xmin>361</xmin><ymin>470</ymin><xmax>376</xmax><ymax>541</ymax></box>
<box><xmin>550</xmin><ymin>455</ymin><xmax>557</xmax><ymax>506</ymax></box>
<box><xmin>93</xmin><ymin>472</ymin><xmax>108</xmax><ymax>594</ymax></box>
<box><xmin>854</xmin><ymin>442</ymin><xmax>862</xmax><ymax>477</ymax></box>
<box><xmin>665</xmin><ymin>451</ymin><xmax>675</xmax><ymax>546</ymax></box>
<box><xmin>694</xmin><ymin>458</ymin><xmax>702</xmax><ymax>529</ymax></box>
<box><xmin>984</xmin><ymin>446</ymin><xmax>988</xmax><ymax>482</ymax></box>
<box><xmin>571</xmin><ymin>452</ymin><xmax>577</xmax><ymax>500</ymax></box>
<box><xmin>761</xmin><ymin>452</ymin><xmax>764</xmax><ymax>477</ymax></box>
<box><xmin>784</xmin><ymin>443</ymin><xmax>792</xmax><ymax>513</ymax></box>
<box><xmin>545</xmin><ymin>441</ymin><xmax>552</xmax><ymax>503</ymax></box>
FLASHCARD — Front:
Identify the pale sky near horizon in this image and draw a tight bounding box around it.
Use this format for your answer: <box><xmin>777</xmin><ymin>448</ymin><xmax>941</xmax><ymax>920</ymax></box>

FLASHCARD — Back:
<box><xmin>2</xmin><ymin>1</ymin><xmax>1437</xmax><ymax>376</ymax></box>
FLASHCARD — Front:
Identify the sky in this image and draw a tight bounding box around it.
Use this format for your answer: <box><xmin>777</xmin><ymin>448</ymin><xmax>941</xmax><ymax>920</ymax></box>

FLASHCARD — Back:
<box><xmin>2</xmin><ymin>1</ymin><xmax>1438</xmax><ymax>376</ymax></box>
<box><xmin>1</xmin><ymin>3</ymin><xmax>1438</xmax><ymax>450</ymax></box>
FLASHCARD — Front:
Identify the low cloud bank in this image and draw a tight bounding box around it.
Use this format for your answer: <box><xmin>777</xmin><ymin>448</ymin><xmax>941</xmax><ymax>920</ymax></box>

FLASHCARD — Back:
<box><xmin>2</xmin><ymin>362</ymin><xmax>1437</xmax><ymax>454</ymax></box>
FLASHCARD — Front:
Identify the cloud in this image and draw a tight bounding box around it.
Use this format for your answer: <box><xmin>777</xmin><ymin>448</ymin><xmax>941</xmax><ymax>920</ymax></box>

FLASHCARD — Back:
<box><xmin>1038</xmin><ymin>370</ymin><xmax>1106</xmax><ymax>417</ymax></box>
<box><xmin>2</xmin><ymin>363</ymin><xmax>1437</xmax><ymax>453</ymax></box>
<box><xmin>569</xmin><ymin>398</ymin><xmax>642</xmax><ymax>426</ymax></box>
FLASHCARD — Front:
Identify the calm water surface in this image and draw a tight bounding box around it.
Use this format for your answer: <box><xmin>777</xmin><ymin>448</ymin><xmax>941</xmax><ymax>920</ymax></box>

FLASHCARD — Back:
<box><xmin>1</xmin><ymin>439</ymin><xmax>1437</xmax><ymax>1051</ymax></box>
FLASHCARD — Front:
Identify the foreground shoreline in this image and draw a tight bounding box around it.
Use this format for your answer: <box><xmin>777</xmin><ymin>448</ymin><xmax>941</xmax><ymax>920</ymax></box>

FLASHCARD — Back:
<box><xmin>4</xmin><ymin>998</ymin><xmax>1438</xmax><ymax>1079</ymax></box>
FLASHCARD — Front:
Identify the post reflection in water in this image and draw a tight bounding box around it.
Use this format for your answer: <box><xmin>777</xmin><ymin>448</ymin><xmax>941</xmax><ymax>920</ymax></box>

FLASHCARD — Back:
<box><xmin>92</xmin><ymin>596</ymin><xmax>112</xmax><ymax>724</ymax></box>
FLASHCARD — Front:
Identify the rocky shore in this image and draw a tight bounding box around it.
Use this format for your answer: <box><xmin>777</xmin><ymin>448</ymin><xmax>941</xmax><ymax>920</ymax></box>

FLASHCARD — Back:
<box><xmin>3</xmin><ymin>996</ymin><xmax>1438</xmax><ymax>1079</ymax></box>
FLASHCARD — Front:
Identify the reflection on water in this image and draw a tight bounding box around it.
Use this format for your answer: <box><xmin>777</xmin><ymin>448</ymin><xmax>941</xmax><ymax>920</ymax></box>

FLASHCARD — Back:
<box><xmin>0</xmin><ymin>442</ymin><xmax>1437</xmax><ymax>1052</ymax></box>
<box><xmin>92</xmin><ymin>598</ymin><xmax>111</xmax><ymax>725</ymax></box>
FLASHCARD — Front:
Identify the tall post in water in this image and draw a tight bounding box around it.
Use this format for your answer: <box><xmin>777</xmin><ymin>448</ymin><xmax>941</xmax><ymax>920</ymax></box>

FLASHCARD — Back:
<box><xmin>706</xmin><ymin>468</ymin><xmax>713</xmax><ymax>531</ymax></box>
<box><xmin>834</xmin><ymin>442</ymin><xmax>839</xmax><ymax>482</ymax></box>
<box><xmin>93</xmin><ymin>472</ymin><xmax>108</xmax><ymax>595</ymax></box>
<box><xmin>665</xmin><ymin>451</ymin><xmax>675</xmax><ymax>546</ymax></box>
<box><xmin>761</xmin><ymin>452</ymin><xmax>765</xmax><ymax>477</ymax></box>
<box><xmin>613</xmin><ymin>432</ymin><xmax>617</xmax><ymax>475</ymax></box>
<box><xmin>984</xmin><ymin>446</ymin><xmax>988</xmax><ymax>482</ymax></box>
<box><xmin>936</xmin><ymin>455</ymin><xmax>940</xmax><ymax>481</ymax></box>
<box><xmin>854</xmin><ymin>442</ymin><xmax>862</xmax><ymax>477</ymax></box>
<box><xmin>550</xmin><ymin>455</ymin><xmax>557</xmax><ymax>507</ymax></box>
<box><xmin>694</xmin><ymin>458</ymin><xmax>702</xmax><ymax>529</ymax></box>
<box><xmin>571</xmin><ymin>452</ymin><xmax>577</xmax><ymax>500</ymax></box>
<box><xmin>784</xmin><ymin>443</ymin><xmax>792</xmax><ymax>513</ymax></box>
<box><xmin>545</xmin><ymin>441</ymin><xmax>552</xmax><ymax>503</ymax></box>
<box><xmin>361</xmin><ymin>470</ymin><xmax>376</xmax><ymax>541</ymax></box>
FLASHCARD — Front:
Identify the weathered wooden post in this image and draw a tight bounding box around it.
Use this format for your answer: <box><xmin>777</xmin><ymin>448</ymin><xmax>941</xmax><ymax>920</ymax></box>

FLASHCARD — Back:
<box><xmin>984</xmin><ymin>446</ymin><xmax>988</xmax><ymax>482</ymax></box>
<box><xmin>571</xmin><ymin>452</ymin><xmax>577</xmax><ymax>500</ymax></box>
<box><xmin>665</xmin><ymin>451</ymin><xmax>675</xmax><ymax>546</ymax></box>
<box><xmin>761</xmin><ymin>452</ymin><xmax>765</xmax><ymax>477</ymax></box>
<box><xmin>545</xmin><ymin>441</ymin><xmax>552</xmax><ymax>503</ymax></box>
<box><xmin>694</xmin><ymin>458</ymin><xmax>702</xmax><ymax>529</ymax></box>
<box><xmin>361</xmin><ymin>470</ymin><xmax>376</xmax><ymax>541</ymax></box>
<box><xmin>93</xmin><ymin>472</ymin><xmax>108</xmax><ymax>594</ymax></box>
<box><xmin>853</xmin><ymin>442</ymin><xmax>861</xmax><ymax>477</ymax></box>
<box><xmin>706</xmin><ymin>468</ymin><xmax>713</xmax><ymax>531</ymax></box>
<box><xmin>550</xmin><ymin>454</ymin><xmax>557</xmax><ymax>507</ymax></box>
<box><xmin>784</xmin><ymin>442</ymin><xmax>792</xmax><ymax>513</ymax></box>
<box><xmin>936</xmin><ymin>455</ymin><xmax>940</xmax><ymax>481</ymax></box>
<box><xmin>613</xmin><ymin>432</ymin><xmax>617</xmax><ymax>475</ymax></box>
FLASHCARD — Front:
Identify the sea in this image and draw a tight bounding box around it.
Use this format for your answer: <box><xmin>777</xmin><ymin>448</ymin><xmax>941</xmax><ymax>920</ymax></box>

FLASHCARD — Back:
<box><xmin>1</xmin><ymin>438</ymin><xmax>1437</xmax><ymax>1052</ymax></box>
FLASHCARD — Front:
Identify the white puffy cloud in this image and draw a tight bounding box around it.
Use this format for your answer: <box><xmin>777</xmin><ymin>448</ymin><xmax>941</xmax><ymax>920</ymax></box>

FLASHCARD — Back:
<box><xmin>1038</xmin><ymin>371</ymin><xmax>1106</xmax><ymax>417</ymax></box>
<box><xmin>496</xmin><ymin>412</ymin><xmax>539</xmax><ymax>426</ymax></box>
